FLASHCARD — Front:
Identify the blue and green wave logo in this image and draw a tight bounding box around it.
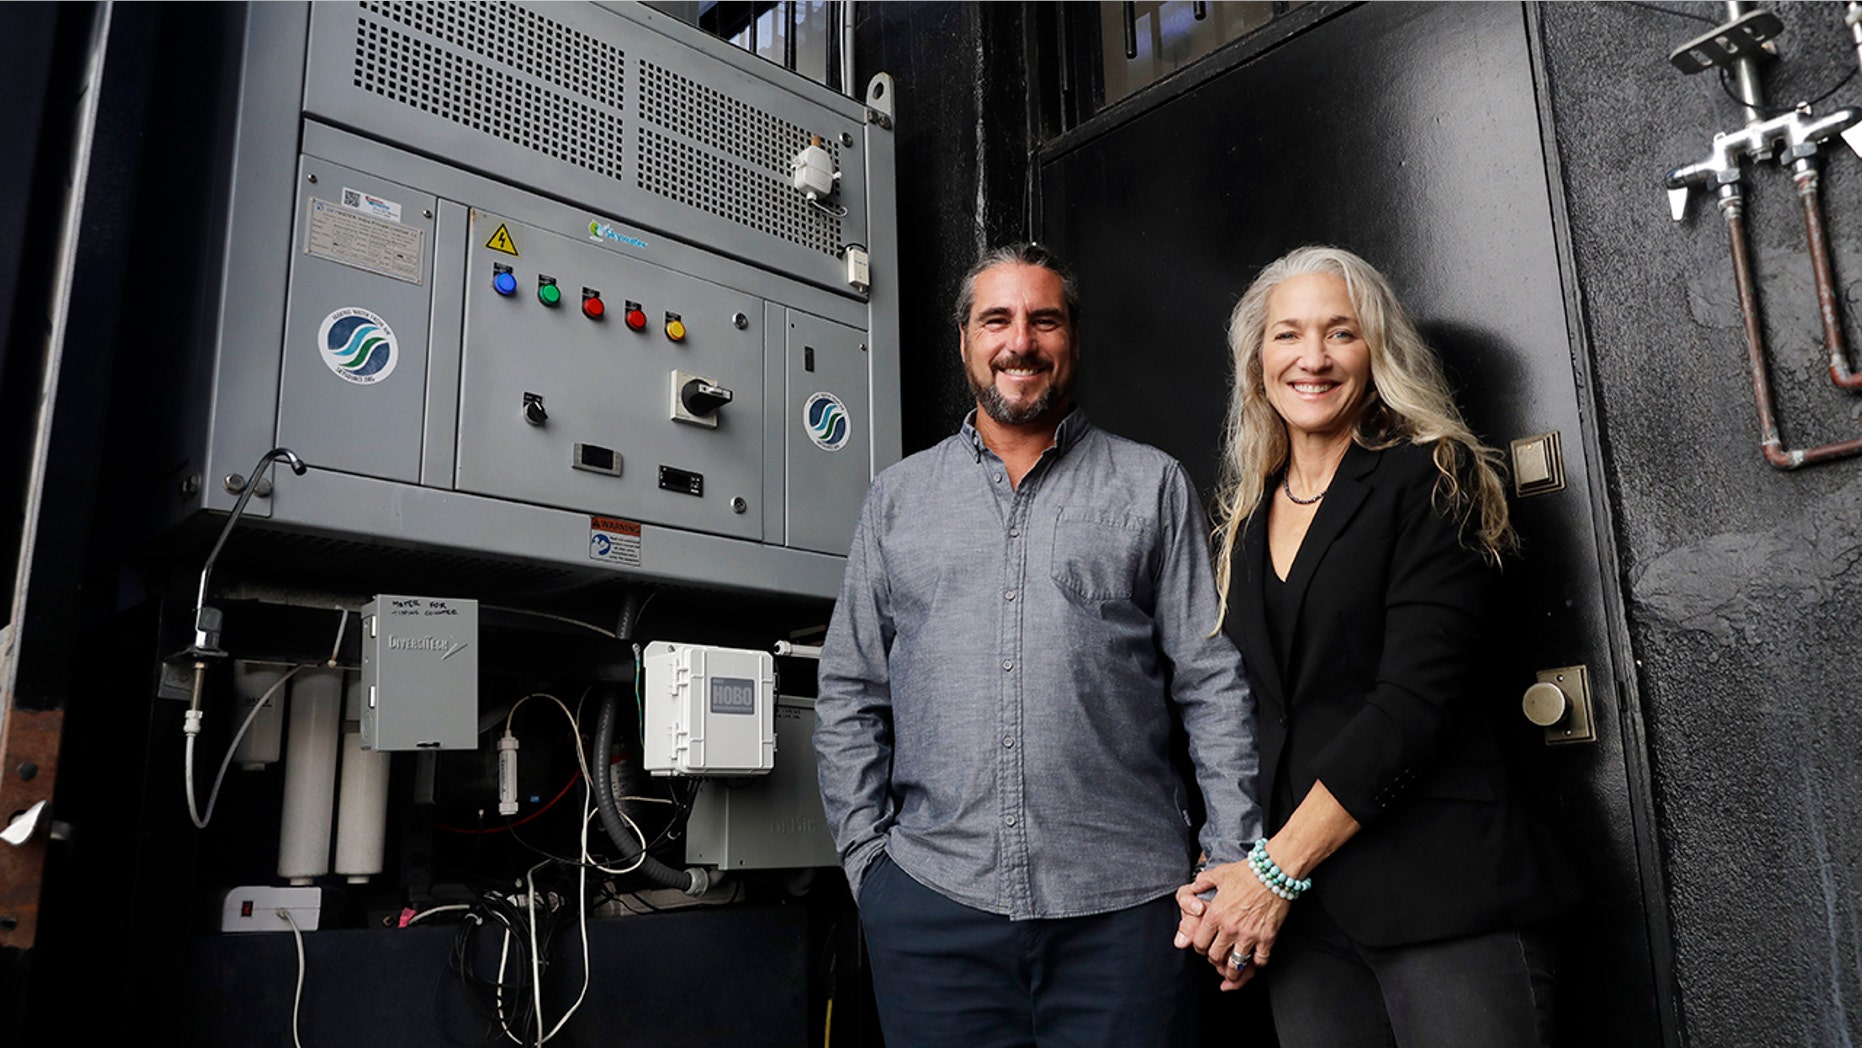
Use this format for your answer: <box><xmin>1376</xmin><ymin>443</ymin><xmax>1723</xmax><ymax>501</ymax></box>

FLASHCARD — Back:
<box><xmin>326</xmin><ymin>316</ymin><xmax>392</xmax><ymax>376</ymax></box>
<box><xmin>804</xmin><ymin>392</ymin><xmax>850</xmax><ymax>451</ymax></box>
<box><xmin>316</xmin><ymin>308</ymin><xmax>398</xmax><ymax>385</ymax></box>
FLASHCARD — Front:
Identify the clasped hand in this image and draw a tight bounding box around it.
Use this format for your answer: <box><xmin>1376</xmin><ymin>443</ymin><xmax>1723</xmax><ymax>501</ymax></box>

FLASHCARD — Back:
<box><xmin>1173</xmin><ymin>862</ymin><xmax>1292</xmax><ymax>991</ymax></box>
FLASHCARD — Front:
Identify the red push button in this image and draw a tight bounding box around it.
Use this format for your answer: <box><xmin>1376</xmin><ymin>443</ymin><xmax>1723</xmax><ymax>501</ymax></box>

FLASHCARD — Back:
<box><xmin>582</xmin><ymin>290</ymin><xmax>605</xmax><ymax>319</ymax></box>
<box><xmin>624</xmin><ymin>302</ymin><xmax>647</xmax><ymax>331</ymax></box>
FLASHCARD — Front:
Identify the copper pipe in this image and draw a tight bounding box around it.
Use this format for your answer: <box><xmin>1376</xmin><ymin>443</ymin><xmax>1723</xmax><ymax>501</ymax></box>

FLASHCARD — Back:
<box><xmin>1722</xmin><ymin>192</ymin><xmax>1862</xmax><ymax>469</ymax></box>
<box><xmin>1721</xmin><ymin>194</ymin><xmax>1789</xmax><ymax>466</ymax></box>
<box><xmin>1793</xmin><ymin>166</ymin><xmax>1861</xmax><ymax>389</ymax></box>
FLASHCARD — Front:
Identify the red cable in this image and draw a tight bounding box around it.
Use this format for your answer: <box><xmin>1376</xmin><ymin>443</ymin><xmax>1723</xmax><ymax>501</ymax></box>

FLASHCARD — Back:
<box><xmin>430</xmin><ymin>768</ymin><xmax>583</xmax><ymax>834</ymax></box>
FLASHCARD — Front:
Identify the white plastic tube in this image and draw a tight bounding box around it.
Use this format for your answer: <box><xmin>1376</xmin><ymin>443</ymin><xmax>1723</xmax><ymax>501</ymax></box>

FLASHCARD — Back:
<box><xmin>334</xmin><ymin>673</ymin><xmax>391</xmax><ymax>883</ymax></box>
<box><xmin>231</xmin><ymin>662</ymin><xmax>287</xmax><ymax>769</ymax></box>
<box><xmin>278</xmin><ymin>668</ymin><xmax>342</xmax><ymax>884</ymax></box>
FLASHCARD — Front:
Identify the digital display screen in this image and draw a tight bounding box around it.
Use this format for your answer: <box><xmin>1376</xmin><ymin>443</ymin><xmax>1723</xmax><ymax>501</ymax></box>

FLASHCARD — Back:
<box><xmin>709</xmin><ymin>676</ymin><xmax>757</xmax><ymax>715</ymax></box>
<box><xmin>572</xmin><ymin>443</ymin><xmax>621</xmax><ymax>476</ymax></box>
<box><xmin>659</xmin><ymin>465</ymin><xmax>704</xmax><ymax>496</ymax></box>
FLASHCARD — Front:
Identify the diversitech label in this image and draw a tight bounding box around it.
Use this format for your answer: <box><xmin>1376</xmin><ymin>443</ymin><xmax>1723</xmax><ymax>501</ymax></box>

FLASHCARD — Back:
<box><xmin>317</xmin><ymin>307</ymin><xmax>398</xmax><ymax>385</ymax></box>
<box><xmin>587</xmin><ymin>220</ymin><xmax>649</xmax><ymax>250</ymax></box>
<box><xmin>804</xmin><ymin>391</ymin><xmax>850</xmax><ymax>451</ymax></box>
<box><xmin>387</xmin><ymin>635</ymin><xmax>469</xmax><ymax>660</ymax></box>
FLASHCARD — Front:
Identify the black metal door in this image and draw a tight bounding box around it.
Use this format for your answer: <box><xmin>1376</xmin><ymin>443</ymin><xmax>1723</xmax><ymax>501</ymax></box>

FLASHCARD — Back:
<box><xmin>1037</xmin><ymin>3</ymin><xmax>1670</xmax><ymax>1044</ymax></box>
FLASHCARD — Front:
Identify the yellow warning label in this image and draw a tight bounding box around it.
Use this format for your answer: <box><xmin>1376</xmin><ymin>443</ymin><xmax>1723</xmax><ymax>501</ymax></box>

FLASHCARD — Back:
<box><xmin>485</xmin><ymin>224</ymin><xmax>519</xmax><ymax>256</ymax></box>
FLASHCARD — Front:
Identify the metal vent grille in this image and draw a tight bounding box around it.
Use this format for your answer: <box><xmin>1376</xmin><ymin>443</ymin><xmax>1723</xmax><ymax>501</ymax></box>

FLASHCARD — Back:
<box><xmin>636</xmin><ymin>60</ymin><xmax>844</xmax><ymax>255</ymax></box>
<box><xmin>359</xmin><ymin>1</ymin><xmax>624</xmax><ymax>109</ymax></box>
<box><xmin>334</xmin><ymin>2</ymin><xmax>852</xmax><ymax>264</ymax></box>
<box><xmin>638</xmin><ymin>59</ymin><xmax>837</xmax><ymax>176</ymax></box>
<box><xmin>351</xmin><ymin>4</ymin><xmax>624</xmax><ymax>179</ymax></box>
<box><xmin>636</xmin><ymin>129</ymin><xmax>844</xmax><ymax>254</ymax></box>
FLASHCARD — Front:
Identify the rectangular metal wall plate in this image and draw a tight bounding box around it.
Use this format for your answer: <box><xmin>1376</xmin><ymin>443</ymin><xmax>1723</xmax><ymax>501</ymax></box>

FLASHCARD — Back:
<box><xmin>1667</xmin><ymin>9</ymin><xmax>1783</xmax><ymax>74</ymax></box>
<box><xmin>1511</xmin><ymin>430</ymin><xmax>1567</xmax><ymax>497</ymax></box>
<box><xmin>1539</xmin><ymin>664</ymin><xmax>1598</xmax><ymax>746</ymax></box>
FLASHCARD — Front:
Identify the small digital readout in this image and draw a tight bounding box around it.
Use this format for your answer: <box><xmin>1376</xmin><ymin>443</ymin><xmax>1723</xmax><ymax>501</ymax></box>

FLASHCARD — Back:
<box><xmin>573</xmin><ymin>443</ymin><xmax>622</xmax><ymax>476</ymax></box>
<box><xmin>708</xmin><ymin>676</ymin><xmax>757</xmax><ymax>715</ymax></box>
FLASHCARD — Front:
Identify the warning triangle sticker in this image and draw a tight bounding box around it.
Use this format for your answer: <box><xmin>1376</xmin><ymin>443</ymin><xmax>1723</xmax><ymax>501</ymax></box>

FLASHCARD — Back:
<box><xmin>485</xmin><ymin>224</ymin><xmax>519</xmax><ymax>256</ymax></box>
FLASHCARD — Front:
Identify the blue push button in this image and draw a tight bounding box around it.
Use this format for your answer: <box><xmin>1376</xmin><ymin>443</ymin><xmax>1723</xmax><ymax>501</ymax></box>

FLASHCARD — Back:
<box><xmin>493</xmin><ymin>270</ymin><xmax>518</xmax><ymax>296</ymax></box>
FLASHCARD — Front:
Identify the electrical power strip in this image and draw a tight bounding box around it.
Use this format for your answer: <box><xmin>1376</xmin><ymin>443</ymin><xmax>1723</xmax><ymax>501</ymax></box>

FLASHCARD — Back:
<box><xmin>220</xmin><ymin>885</ymin><xmax>322</xmax><ymax>933</ymax></box>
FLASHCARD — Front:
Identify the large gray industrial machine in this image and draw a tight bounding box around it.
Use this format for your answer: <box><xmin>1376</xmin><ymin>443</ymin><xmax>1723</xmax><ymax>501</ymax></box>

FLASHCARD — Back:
<box><xmin>159</xmin><ymin>0</ymin><xmax>899</xmax><ymax>601</ymax></box>
<box><xmin>99</xmin><ymin>6</ymin><xmax>901</xmax><ymax>1039</ymax></box>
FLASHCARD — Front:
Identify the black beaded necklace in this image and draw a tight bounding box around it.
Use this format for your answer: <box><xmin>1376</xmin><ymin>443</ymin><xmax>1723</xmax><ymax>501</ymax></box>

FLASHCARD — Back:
<box><xmin>1282</xmin><ymin>472</ymin><xmax>1326</xmax><ymax>506</ymax></box>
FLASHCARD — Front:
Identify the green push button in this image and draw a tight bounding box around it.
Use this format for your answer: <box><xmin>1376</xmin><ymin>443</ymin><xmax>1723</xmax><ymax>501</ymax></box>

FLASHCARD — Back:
<box><xmin>538</xmin><ymin>279</ymin><xmax>562</xmax><ymax>307</ymax></box>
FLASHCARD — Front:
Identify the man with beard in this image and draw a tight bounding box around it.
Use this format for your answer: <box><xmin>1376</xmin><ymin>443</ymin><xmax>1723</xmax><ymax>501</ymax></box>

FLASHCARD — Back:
<box><xmin>815</xmin><ymin>243</ymin><xmax>1262</xmax><ymax>1045</ymax></box>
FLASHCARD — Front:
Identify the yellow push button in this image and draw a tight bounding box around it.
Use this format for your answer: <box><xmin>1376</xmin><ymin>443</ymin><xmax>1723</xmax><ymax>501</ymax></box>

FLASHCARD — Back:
<box><xmin>665</xmin><ymin>314</ymin><xmax>686</xmax><ymax>342</ymax></box>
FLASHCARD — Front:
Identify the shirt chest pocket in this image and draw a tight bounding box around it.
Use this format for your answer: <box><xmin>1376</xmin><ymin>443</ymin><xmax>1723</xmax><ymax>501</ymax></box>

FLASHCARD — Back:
<box><xmin>1049</xmin><ymin>512</ymin><xmax>1155</xmax><ymax>603</ymax></box>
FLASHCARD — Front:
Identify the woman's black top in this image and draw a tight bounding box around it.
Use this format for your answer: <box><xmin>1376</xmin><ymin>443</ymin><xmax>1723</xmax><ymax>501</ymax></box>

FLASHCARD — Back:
<box><xmin>1225</xmin><ymin>441</ymin><xmax>1580</xmax><ymax>947</ymax></box>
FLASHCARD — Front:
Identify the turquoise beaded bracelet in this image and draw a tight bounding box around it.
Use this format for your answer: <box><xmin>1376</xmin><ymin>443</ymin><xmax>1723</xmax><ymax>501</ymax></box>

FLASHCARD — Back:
<box><xmin>1247</xmin><ymin>838</ymin><xmax>1312</xmax><ymax>900</ymax></box>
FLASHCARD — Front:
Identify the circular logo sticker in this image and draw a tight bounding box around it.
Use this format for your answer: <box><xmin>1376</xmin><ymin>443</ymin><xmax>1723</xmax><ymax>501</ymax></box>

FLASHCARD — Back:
<box><xmin>317</xmin><ymin>307</ymin><xmax>398</xmax><ymax>385</ymax></box>
<box><xmin>804</xmin><ymin>391</ymin><xmax>851</xmax><ymax>452</ymax></box>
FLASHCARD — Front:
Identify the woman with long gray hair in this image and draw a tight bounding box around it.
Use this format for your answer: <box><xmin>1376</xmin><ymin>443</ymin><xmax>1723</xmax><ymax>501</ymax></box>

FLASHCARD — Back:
<box><xmin>1174</xmin><ymin>246</ymin><xmax>1578</xmax><ymax>1046</ymax></box>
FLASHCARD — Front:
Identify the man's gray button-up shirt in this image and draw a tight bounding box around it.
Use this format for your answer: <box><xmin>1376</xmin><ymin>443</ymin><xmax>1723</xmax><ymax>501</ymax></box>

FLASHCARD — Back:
<box><xmin>815</xmin><ymin>411</ymin><xmax>1262</xmax><ymax>919</ymax></box>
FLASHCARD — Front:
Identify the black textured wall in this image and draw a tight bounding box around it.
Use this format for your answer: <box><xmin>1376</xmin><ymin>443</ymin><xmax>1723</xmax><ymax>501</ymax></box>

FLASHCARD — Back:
<box><xmin>1032</xmin><ymin>3</ymin><xmax>1687</xmax><ymax>1040</ymax></box>
<box><xmin>1541</xmin><ymin>3</ymin><xmax>1862</xmax><ymax>1043</ymax></box>
<box><xmin>829</xmin><ymin>2</ymin><xmax>1862</xmax><ymax>1042</ymax></box>
<box><xmin>853</xmin><ymin>3</ymin><xmax>1032</xmax><ymax>454</ymax></box>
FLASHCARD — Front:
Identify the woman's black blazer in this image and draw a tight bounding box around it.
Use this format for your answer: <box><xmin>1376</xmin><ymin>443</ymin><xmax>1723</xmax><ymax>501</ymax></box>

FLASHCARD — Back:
<box><xmin>1225</xmin><ymin>440</ymin><xmax>1577</xmax><ymax>947</ymax></box>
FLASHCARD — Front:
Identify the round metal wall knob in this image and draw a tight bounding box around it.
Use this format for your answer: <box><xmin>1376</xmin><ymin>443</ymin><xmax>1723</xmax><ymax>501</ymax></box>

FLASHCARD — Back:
<box><xmin>1521</xmin><ymin>682</ymin><xmax>1569</xmax><ymax>728</ymax></box>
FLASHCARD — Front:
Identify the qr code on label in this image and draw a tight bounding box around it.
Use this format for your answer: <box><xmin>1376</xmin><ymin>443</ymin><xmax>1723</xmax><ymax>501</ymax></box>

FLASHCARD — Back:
<box><xmin>341</xmin><ymin>188</ymin><xmax>362</xmax><ymax>207</ymax></box>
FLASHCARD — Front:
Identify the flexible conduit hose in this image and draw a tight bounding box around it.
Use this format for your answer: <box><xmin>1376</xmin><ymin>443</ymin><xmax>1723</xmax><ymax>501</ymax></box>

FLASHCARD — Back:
<box><xmin>591</xmin><ymin>593</ymin><xmax>708</xmax><ymax>895</ymax></box>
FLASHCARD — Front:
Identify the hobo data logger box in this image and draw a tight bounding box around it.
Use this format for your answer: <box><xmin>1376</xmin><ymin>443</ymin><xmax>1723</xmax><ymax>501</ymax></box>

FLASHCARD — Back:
<box><xmin>642</xmin><ymin>642</ymin><xmax>776</xmax><ymax>776</ymax></box>
<box><xmin>360</xmin><ymin>595</ymin><xmax>478</xmax><ymax>751</ymax></box>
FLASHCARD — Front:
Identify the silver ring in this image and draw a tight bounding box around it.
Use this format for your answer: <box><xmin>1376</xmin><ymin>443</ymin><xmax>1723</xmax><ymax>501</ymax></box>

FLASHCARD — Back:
<box><xmin>1229</xmin><ymin>948</ymin><xmax>1251</xmax><ymax>970</ymax></box>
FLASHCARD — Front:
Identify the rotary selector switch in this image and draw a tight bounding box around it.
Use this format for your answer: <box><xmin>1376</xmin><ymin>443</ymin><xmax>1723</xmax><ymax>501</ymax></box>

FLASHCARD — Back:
<box><xmin>670</xmin><ymin>370</ymin><xmax>733</xmax><ymax>429</ymax></box>
<box><xmin>681</xmin><ymin>379</ymin><xmax>734</xmax><ymax>416</ymax></box>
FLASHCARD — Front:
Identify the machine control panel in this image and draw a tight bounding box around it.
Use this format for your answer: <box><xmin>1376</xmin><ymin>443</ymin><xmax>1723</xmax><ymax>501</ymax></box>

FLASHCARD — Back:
<box><xmin>456</xmin><ymin>211</ymin><xmax>774</xmax><ymax>541</ymax></box>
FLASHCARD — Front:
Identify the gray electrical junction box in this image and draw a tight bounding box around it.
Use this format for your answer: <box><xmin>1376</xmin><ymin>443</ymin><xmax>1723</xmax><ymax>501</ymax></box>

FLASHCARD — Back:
<box><xmin>684</xmin><ymin>698</ymin><xmax>840</xmax><ymax>870</ymax></box>
<box><xmin>360</xmin><ymin>595</ymin><xmax>479</xmax><ymax>751</ymax></box>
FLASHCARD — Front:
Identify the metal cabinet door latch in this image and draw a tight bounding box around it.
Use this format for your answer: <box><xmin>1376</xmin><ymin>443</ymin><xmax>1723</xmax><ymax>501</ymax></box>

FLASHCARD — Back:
<box><xmin>1522</xmin><ymin>665</ymin><xmax>1598</xmax><ymax>746</ymax></box>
